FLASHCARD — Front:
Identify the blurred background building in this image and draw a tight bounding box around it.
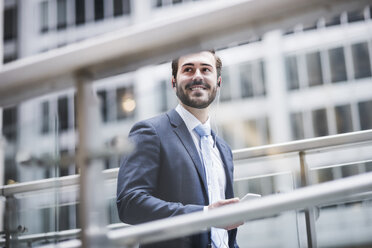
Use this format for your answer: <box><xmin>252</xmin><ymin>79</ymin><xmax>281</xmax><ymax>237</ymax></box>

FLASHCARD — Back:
<box><xmin>1</xmin><ymin>0</ymin><xmax>372</xmax><ymax>247</ymax></box>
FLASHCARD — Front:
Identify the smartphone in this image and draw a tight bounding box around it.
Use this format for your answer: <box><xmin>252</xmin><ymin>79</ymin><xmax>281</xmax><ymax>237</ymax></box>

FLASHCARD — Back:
<box><xmin>241</xmin><ymin>193</ymin><xmax>261</xmax><ymax>201</ymax></box>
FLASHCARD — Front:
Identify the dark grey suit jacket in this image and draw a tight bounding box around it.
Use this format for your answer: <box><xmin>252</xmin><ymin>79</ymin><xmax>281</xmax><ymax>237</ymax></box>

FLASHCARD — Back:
<box><xmin>117</xmin><ymin>109</ymin><xmax>238</xmax><ymax>248</ymax></box>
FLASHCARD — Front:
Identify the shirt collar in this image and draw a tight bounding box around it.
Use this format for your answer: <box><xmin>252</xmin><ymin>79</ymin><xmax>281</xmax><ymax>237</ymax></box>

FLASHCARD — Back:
<box><xmin>175</xmin><ymin>104</ymin><xmax>216</xmax><ymax>145</ymax></box>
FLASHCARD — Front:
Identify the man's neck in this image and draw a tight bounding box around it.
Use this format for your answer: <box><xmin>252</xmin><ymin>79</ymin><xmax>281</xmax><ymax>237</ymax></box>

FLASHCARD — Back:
<box><xmin>180</xmin><ymin>103</ymin><xmax>209</xmax><ymax>124</ymax></box>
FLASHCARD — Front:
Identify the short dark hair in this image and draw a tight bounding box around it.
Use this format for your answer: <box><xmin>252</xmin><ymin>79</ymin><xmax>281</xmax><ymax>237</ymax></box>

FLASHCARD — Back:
<box><xmin>171</xmin><ymin>50</ymin><xmax>222</xmax><ymax>79</ymax></box>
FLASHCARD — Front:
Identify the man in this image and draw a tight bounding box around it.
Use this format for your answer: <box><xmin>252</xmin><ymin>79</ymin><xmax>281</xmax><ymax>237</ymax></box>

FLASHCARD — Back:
<box><xmin>117</xmin><ymin>51</ymin><xmax>240</xmax><ymax>248</ymax></box>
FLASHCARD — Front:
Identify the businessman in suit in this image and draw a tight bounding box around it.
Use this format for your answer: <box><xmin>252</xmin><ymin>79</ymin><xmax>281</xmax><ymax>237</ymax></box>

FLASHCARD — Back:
<box><xmin>117</xmin><ymin>51</ymin><xmax>240</xmax><ymax>248</ymax></box>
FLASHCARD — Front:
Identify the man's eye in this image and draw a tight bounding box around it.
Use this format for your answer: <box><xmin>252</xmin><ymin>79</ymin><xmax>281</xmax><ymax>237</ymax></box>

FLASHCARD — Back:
<box><xmin>184</xmin><ymin>68</ymin><xmax>193</xmax><ymax>72</ymax></box>
<box><xmin>203</xmin><ymin>68</ymin><xmax>211</xmax><ymax>72</ymax></box>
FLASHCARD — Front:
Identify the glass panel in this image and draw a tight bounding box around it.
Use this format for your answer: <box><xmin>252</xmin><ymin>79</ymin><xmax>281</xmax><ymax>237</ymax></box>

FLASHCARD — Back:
<box><xmin>285</xmin><ymin>55</ymin><xmax>300</xmax><ymax>90</ymax></box>
<box><xmin>290</xmin><ymin>112</ymin><xmax>305</xmax><ymax>140</ymax></box>
<box><xmin>312</xmin><ymin>108</ymin><xmax>328</xmax><ymax>137</ymax></box>
<box><xmin>306</xmin><ymin>51</ymin><xmax>323</xmax><ymax>87</ymax></box>
<box><xmin>57</xmin><ymin>0</ymin><xmax>67</xmax><ymax>30</ymax></box>
<box><xmin>306</xmin><ymin>142</ymin><xmax>372</xmax><ymax>248</ymax></box>
<box><xmin>329</xmin><ymin>47</ymin><xmax>347</xmax><ymax>83</ymax></box>
<box><xmin>358</xmin><ymin>99</ymin><xmax>372</xmax><ymax>130</ymax></box>
<box><xmin>240</xmin><ymin>62</ymin><xmax>254</xmax><ymax>98</ymax></box>
<box><xmin>335</xmin><ymin>104</ymin><xmax>353</xmax><ymax>133</ymax></box>
<box><xmin>234</xmin><ymin>153</ymin><xmax>301</xmax><ymax>248</ymax></box>
<box><xmin>75</xmin><ymin>0</ymin><xmax>85</xmax><ymax>25</ymax></box>
<box><xmin>40</xmin><ymin>1</ymin><xmax>49</xmax><ymax>33</ymax></box>
<box><xmin>351</xmin><ymin>42</ymin><xmax>372</xmax><ymax>79</ymax></box>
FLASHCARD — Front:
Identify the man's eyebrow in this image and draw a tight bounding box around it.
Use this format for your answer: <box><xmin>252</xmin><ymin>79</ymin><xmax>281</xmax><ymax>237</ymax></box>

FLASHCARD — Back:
<box><xmin>181</xmin><ymin>63</ymin><xmax>195</xmax><ymax>67</ymax></box>
<box><xmin>181</xmin><ymin>63</ymin><xmax>213</xmax><ymax>67</ymax></box>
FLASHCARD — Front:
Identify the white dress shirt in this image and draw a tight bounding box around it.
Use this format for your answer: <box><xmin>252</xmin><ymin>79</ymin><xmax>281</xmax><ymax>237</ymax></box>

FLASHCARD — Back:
<box><xmin>175</xmin><ymin>104</ymin><xmax>229</xmax><ymax>248</ymax></box>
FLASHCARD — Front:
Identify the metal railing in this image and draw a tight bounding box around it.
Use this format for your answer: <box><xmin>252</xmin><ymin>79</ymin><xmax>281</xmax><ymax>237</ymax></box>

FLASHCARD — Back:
<box><xmin>1</xmin><ymin>130</ymin><xmax>371</xmax><ymax>247</ymax></box>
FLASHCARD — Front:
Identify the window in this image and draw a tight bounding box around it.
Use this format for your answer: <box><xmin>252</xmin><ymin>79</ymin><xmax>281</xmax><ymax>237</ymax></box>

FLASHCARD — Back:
<box><xmin>312</xmin><ymin>108</ymin><xmax>328</xmax><ymax>137</ymax></box>
<box><xmin>75</xmin><ymin>0</ymin><xmax>85</xmax><ymax>25</ymax></box>
<box><xmin>97</xmin><ymin>90</ymin><xmax>108</xmax><ymax>122</ymax></box>
<box><xmin>325</xmin><ymin>15</ymin><xmax>341</xmax><ymax>27</ymax></box>
<box><xmin>243</xmin><ymin>118</ymin><xmax>271</xmax><ymax>147</ymax></box>
<box><xmin>40</xmin><ymin>1</ymin><xmax>49</xmax><ymax>33</ymax></box>
<box><xmin>172</xmin><ymin>0</ymin><xmax>182</xmax><ymax>4</ymax></box>
<box><xmin>4</xmin><ymin>157</ymin><xmax>17</xmax><ymax>185</ymax></box>
<box><xmin>358</xmin><ymin>100</ymin><xmax>372</xmax><ymax>130</ymax></box>
<box><xmin>41</xmin><ymin>101</ymin><xmax>50</xmax><ymax>134</ymax></box>
<box><xmin>335</xmin><ymin>104</ymin><xmax>353</xmax><ymax>133</ymax></box>
<box><xmin>113</xmin><ymin>0</ymin><xmax>130</xmax><ymax>16</ymax></box>
<box><xmin>57</xmin><ymin>0</ymin><xmax>67</xmax><ymax>30</ymax></box>
<box><xmin>116</xmin><ymin>86</ymin><xmax>135</xmax><ymax>120</ymax></box>
<box><xmin>58</xmin><ymin>97</ymin><xmax>69</xmax><ymax>131</ymax></box>
<box><xmin>306</xmin><ymin>51</ymin><xmax>323</xmax><ymax>87</ymax></box>
<box><xmin>347</xmin><ymin>9</ymin><xmax>365</xmax><ymax>23</ymax></box>
<box><xmin>2</xmin><ymin>106</ymin><xmax>18</xmax><ymax>142</ymax></box>
<box><xmin>123</xmin><ymin>0</ymin><xmax>131</xmax><ymax>15</ymax></box>
<box><xmin>220</xmin><ymin>67</ymin><xmax>231</xmax><ymax>102</ymax></box>
<box><xmin>239</xmin><ymin>63</ymin><xmax>254</xmax><ymax>98</ymax></box>
<box><xmin>351</xmin><ymin>42</ymin><xmax>371</xmax><ymax>79</ymax></box>
<box><xmin>59</xmin><ymin>150</ymin><xmax>70</xmax><ymax>177</ymax></box>
<box><xmin>329</xmin><ymin>47</ymin><xmax>347</xmax><ymax>83</ymax></box>
<box><xmin>159</xmin><ymin>80</ymin><xmax>168</xmax><ymax>112</ymax></box>
<box><xmin>4</xmin><ymin>6</ymin><xmax>17</xmax><ymax>41</ymax></box>
<box><xmin>290</xmin><ymin>112</ymin><xmax>305</xmax><ymax>140</ymax></box>
<box><xmin>285</xmin><ymin>55</ymin><xmax>300</xmax><ymax>90</ymax></box>
<box><xmin>94</xmin><ymin>0</ymin><xmax>104</xmax><ymax>21</ymax></box>
<box><xmin>258</xmin><ymin>61</ymin><xmax>266</xmax><ymax>96</ymax></box>
<box><xmin>113</xmin><ymin>0</ymin><xmax>123</xmax><ymax>16</ymax></box>
<box><xmin>154</xmin><ymin>0</ymin><xmax>162</xmax><ymax>8</ymax></box>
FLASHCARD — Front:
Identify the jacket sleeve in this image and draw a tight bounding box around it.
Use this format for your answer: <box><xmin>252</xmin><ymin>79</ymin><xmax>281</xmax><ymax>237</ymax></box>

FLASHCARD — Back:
<box><xmin>116</xmin><ymin>120</ymin><xmax>203</xmax><ymax>225</ymax></box>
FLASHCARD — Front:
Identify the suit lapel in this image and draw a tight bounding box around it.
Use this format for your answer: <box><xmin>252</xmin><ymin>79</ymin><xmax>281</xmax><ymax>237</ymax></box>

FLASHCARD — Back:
<box><xmin>214</xmin><ymin>134</ymin><xmax>234</xmax><ymax>199</ymax></box>
<box><xmin>167</xmin><ymin>109</ymin><xmax>209</xmax><ymax>200</ymax></box>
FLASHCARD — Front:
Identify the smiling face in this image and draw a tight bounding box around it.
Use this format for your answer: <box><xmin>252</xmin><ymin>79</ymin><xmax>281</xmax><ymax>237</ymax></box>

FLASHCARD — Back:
<box><xmin>173</xmin><ymin>52</ymin><xmax>221</xmax><ymax>109</ymax></box>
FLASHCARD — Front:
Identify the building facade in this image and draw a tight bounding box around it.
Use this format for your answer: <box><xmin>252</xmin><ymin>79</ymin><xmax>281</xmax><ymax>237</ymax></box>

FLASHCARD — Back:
<box><xmin>2</xmin><ymin>0</ymin><xmax>372</xmax><ymax>247</ymax></box>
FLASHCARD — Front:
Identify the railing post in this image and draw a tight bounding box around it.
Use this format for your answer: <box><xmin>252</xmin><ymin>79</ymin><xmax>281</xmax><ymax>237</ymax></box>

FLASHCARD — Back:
<box><xmin>299</xmin><ymin>151</ymin><xmax>317</xmax><ymax>248</ymax></box>
<box><xmin>75</xmin><ymin>70</ymin><xmax>109</xmax><ymax>248</ymax></box>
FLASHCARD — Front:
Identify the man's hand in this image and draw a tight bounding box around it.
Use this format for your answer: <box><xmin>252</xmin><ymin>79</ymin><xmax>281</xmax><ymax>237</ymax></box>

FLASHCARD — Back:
<box><xmin>207</xmin><ymin>197</ymin><xmax>243</xmax><ymax>230</ymax></box>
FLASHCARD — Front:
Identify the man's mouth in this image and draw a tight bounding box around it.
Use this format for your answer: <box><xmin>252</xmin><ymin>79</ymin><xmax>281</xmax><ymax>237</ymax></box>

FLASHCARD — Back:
<box><xmin>189</xmin><ymin>85</ymin><xmax>207</xmax><ymax>91</ymax></box>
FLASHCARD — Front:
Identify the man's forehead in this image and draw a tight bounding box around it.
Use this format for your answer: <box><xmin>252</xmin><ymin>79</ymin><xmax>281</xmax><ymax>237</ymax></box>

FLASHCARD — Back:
<box><xmin>178</xmin><ymin>52</ymin><xmax>215</xmax><ymax>67</ymax></box>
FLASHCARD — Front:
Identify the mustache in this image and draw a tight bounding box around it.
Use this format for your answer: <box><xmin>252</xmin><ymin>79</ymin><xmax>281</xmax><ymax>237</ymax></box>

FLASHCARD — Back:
<box><xmin>185</xmin><ymin>80</ymin><xmax>211</xmax><ymax>89</ymax></box>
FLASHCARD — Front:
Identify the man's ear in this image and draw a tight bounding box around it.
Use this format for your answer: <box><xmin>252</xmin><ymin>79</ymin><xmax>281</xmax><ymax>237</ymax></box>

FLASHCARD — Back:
<box><xmin>217</xmin><ymin>76</ymin><xmax>222</xmax><ymax>87</ymax></box>
<box><xmin>171</xmin><ymin>77</ymin><xmax>176</xmax><ymax>88</ymax></box>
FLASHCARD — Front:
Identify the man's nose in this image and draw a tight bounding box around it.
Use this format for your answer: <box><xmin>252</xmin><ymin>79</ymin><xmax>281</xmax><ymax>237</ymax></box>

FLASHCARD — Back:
<box><xmin>192</xmin><ymin>69</ymin><xmax>203</xmax><ymax>81</ymax></box>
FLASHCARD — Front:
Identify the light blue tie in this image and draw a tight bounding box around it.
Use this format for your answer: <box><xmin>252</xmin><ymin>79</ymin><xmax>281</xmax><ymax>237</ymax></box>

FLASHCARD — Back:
<box><xmin>194</xmin><ymin>124</ymin><xmax>227</xmax><ymax>248</ymax></box>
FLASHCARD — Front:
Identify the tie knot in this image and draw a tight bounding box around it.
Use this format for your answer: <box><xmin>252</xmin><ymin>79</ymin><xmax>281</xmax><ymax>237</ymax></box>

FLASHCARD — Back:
<box><xmin>194</xmin><ymin>124</ymin><xmax>211</xmax><ymax>138</ymax></box>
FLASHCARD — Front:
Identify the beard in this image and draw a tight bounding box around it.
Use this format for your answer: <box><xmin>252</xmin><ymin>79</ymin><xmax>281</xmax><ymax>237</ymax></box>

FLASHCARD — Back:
<box><xmin>175</xmin><ymin>80</ymin><xmax>217</xmax><ymax>109</ymax></box>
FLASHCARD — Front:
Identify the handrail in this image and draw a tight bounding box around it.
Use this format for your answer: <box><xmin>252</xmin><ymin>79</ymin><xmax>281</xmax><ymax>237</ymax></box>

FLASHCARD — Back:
<box><xmin>233</xmin><ymin>129</ymin><xmax>372</xmax><ymax>160</ymax></box>
<box><xmin>108</xmin><ymin>172</ymin><xmax>372</xmax><ymax>246</ymax></box>
<box><xmin>1</xmin><ymin>130</ymin><xmax>371</xmax><ymax>196</ymax></box>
